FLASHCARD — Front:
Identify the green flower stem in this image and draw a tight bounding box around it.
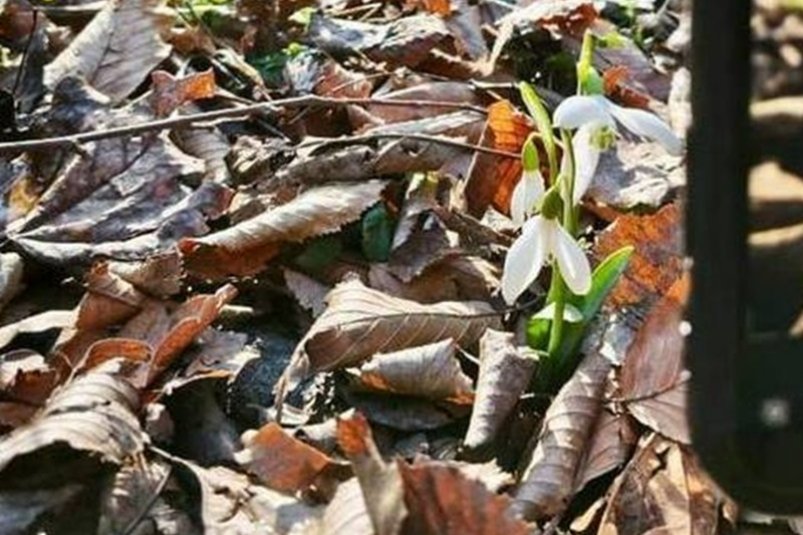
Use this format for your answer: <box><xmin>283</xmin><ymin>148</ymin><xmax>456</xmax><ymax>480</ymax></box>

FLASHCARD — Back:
<box><xmin>546</xmin><ymin>130</ymin><xmax>579</xmax><ymax>361</ymax></box>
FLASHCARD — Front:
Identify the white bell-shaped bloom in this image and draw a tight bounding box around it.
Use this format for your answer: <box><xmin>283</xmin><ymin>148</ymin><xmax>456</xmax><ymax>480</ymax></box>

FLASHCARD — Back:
<box><xmin>554</xmin><ymin>95</ymin><xmax>683</xmax><ymax>203</ymax></box>
<box><xmin>502</xmin><ymin>215</ymin><xmax>592</xmax><ymax>304</ymax></box>
<box><xmin>510</xmin><ymin>169</ymin><xmax>545</xmax><ymax>227</ymax></box>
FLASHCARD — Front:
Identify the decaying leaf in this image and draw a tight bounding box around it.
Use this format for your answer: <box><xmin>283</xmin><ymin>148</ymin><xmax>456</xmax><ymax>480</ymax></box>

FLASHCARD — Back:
<box><xmin>598</xmin><ymin>435</ymin><xmax>721</xmax><ymax>535</ymax></box>
<box><xmin>513</xmin><ymin>351</ymin><xmax>611</xmax><ymax>521</ymax></box>
<box><xmin>236</xmin><ymin>422</ymin><xmax>347</xmax><ymax>495</ymax></box>
<box><xmin>283</xmin><ymin>278</ymin><xmax>500</xmax><ymax>387</ymax></box>
<box><xmin>464</xmin><ymin>329</ymin><xmax>538</xmax><ymax>452</ymax></box>
<box><xmin>44</xmin><ymin>0</ymin><xmax>173</xmax><ymax>103</ymax></box>
<box><xmin>356</xmin><ymin>339</ymin><xmax>474</xmax><ymax>403</ymax></box>
<box><xmin>180</xmin><ymin>180</ymin><xmax>388</xmax><ymax>278</ymax></box>
<box><xmin>619</xmin><ymin>275</ymin><xmax>691</xmax><ymax>444</ymax></box>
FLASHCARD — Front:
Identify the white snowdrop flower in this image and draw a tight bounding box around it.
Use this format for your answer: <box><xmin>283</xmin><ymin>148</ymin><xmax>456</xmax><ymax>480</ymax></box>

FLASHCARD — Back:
<box><xmin>553</xmin><ymin>95</ymin><xmax>683</xmax><ymax>203</ymax></box>
<box><xmin>501</xmin><ymin>214</ymin><xmax>592</xmax><ymax>304</ymax></box>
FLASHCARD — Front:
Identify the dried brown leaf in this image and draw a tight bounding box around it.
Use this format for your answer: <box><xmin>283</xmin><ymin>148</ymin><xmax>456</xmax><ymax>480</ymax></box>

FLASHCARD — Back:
<box><xmin>284</xmin><ymin>278</ymin><xmax>500</xmax><ymax>386</ymax></box>
<box><xmin>150</xmin><ymin>69</ymin><xmax>216</xmax><ymax>118</ymax></box>
<box><xmin>619</xmin><ymin>276</ymin><xmax>691</xmax><ymax>444</ymax></box>
<box><xmin>464</xmin><ymin>100</ymin><xmax>532</xmax><ymax>217</ymax></box>
<box><xmin>594</xmin><ymin>203</ymin><xmax>683</xmax><ymax>310</ymax></box>
<box><xmin>180</xmin><ymin>180</ymin><xmax>388</xmax><ymax>278</ymax></box>
<box><xmin>0</xmin><ymin>364</ymin><xmax>144</xmax><ymax>515</ymax></box>
<box><xmin>598</xmin><ymin>435</ymin><xmax>720</xmax><ymax>535</ymax></box>
<box><xmin>44</xmin><ymin>0</ymin><xmax>173</xmax><ymax>103</ymax></box>
<box><xmin>464</xmin><ymin>329</ymin><xmax>538</xmax><ymax>452</ymax></box>
<box><xmin>513</xmin><ymin>351</ymin><xmax>611</xmax><ymax>521</ymax></box>
<box><xmin>237</xmin><ymin>422</ymin><xmax>346</xmax><ymax>494</ymax></box>
<box><xmin>344</xmin><ymin>390</ymin><xmax>470</xmax><ymax>431</ymax></box>
<box><xmin>398</xmin><ymin>461</ymin><xmax>532</xmax><ymax>535</ymax></box>
<box><xmin>357</xmin><ymin>339</ymin><xmax>474</xmax><ymax>403</ymax></box>
<box><xmin>585</xmin><ymin>139</ymin><xmax>684</xmax><ymax>211</ymax></box>
<box><xmin>0</xmin><ymin>350</ymin><xmax>59</xmax><ymax>409</ymax></box>
<box><xmin>572</xmin><ymin>410</ymin><xmax>638</xmax><ymax>494</ymax></box>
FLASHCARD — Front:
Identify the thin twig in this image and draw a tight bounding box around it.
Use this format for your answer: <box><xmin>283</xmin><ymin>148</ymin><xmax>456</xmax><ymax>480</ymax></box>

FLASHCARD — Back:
<box><xmin>308</xmin><ymin>132</ymin><xmax>520</xmax><ymax>159</ymax></box>
<box><xmin>0</xmin><ymin>95</ymin><xmax>487</xmax><ymax>153</ymax></box>
<box><xmin>120</xmin><ymin>462</ymin><xmax>173</xmax><ymax>535</ymax></box>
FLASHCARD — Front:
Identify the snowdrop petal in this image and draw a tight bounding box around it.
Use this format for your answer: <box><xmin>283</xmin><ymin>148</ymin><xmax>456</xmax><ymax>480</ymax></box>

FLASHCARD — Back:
<box><xmin>551</xmin><ymin>222</ymin><xmax>592</xmax><ymax>295</ymax></box>
<box><xmin>510</xmin><ymin>170</ymin><xmax>545</xmax><ymax>227</ymax></box>
<box><xmin>502</xmin><ymin>217</ymin><xmax>548</xmax><ymax>304</ymax></box>
<box><xmin>553</xmin><ymin>96</ymin><xmax>614</xmax><ymax>129</ymax></box>
<box><xmin>572</xmin><ymin>124</ymin><xmax>600</xmax><ymax>204</ymax></box>
<box><xmin>510</xmin><ymin>177</ymin><xmax>527</xmax><ymax>227</ymax></box>
<box><xmin>608</xmin><ymin>104</ymin><xmax>684</xmax><ymax>155</ymax></box>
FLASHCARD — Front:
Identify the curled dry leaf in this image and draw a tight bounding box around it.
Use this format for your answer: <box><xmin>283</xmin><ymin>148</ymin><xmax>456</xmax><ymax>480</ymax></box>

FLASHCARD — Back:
<box><xmin>513</xmin><ymin>351</ymin><xmax>611</xmax><ymax>521</ymax></box>
<box><xmin>598</xmin><ymin>435</ymin><xmax>720</xmax><ymax>535</ymax></box>
<box><xmin>619</xmin><ymin>275</ymin><xmax>691</xmax><ymax>444</ymax></box>
<box><xmin>464</xmin><ymin>329</ymin><xmax>538</xmax><ymax>452</ymax></box>
<box><xmin>357</xmin><ymin>339</ymin><xmax>474</xmax><ymax>403</ymax></box>
<box><xmin>180</xmin><ymin>180</ymin><xmax>388</xmax><ymax>278</ymax></box>
<box><xmin>43</xmin><ymin>0</ymin><xmax>173</xmax><ymax>103</ymax></box>
<box><xmin>283</xmin><ymin>278</ymin><xmax>500</xmax><ymax>388</ymax></box>
<box><xmin>337</xmin><ymin>412</ymin><xmax>407</xmax><ymax>535</ymax></box>
<box><xmin>0</xmin><ymin>364</ymin><xmax>145</xmax><ymax>534</ymax></box>
<box><xmin>236</xmin><ymin>422</ymin><xmax>347</xmax><ymax>495</ymax></box>
<box><xmin>464</xmin><ymin>100</ymin><xmax>532</xmax><ymax>217</ymax></box>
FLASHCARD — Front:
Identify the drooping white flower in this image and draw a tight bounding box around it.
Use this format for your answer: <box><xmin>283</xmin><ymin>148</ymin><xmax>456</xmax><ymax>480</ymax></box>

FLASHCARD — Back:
<box><xmin>553</xmin><ymin>95</ymin><xmax>683</xmax><ymax>203</ymax></box>
<box><xmin>510</xmin><ymin>168</ymin><xmax>545</xmax><ymax>227</ymax></box>
<box><xmin>501</xmin><ymin>214</ymin><xmax>592</xmax><ymax>304</ymax></box>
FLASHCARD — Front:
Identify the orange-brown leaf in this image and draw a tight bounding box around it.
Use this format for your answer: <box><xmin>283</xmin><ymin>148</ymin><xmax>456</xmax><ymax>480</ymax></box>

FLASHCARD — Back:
<box><xmin>464</xmin><ymin>100</ymin><xmax>532</xmax><ymax>217</ymax></box>
<box><xmin>594</xmin><ymin>203</ymin><xmax>683</xmax><ymax>309</ymax></box>
<box><xmin>151</xmin><ymin>69</ymin><xmax>217</xmax><ymax>117</ymax></box>
<box><xmin>238</xmin><ymin>422</ymin><xmax>343</xmax><ymax>494</ymax></box>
